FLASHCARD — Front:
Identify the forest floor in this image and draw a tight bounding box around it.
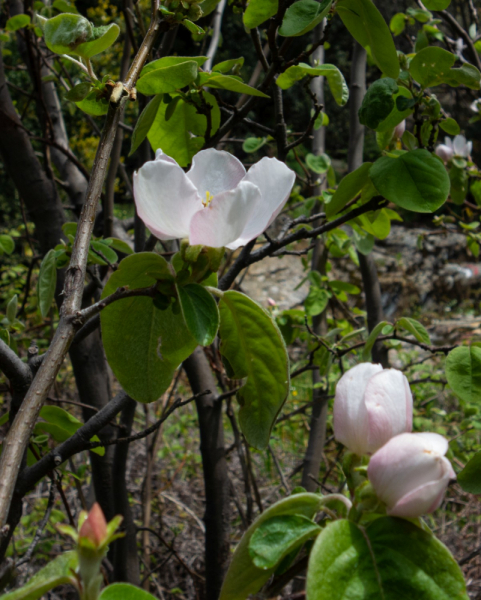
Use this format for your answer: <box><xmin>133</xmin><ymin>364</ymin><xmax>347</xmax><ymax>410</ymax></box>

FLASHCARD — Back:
<box><xmin>8</xmin><ymin>221</ymin><xmax>481</xmax><ymax>600</ymax></box>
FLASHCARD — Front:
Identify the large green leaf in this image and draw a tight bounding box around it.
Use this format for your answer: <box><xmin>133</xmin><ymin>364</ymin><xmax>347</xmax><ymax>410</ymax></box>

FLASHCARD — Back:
<box><xmin>336</xmin><ymin>0</ymin><xmax>400</xmax><ymax>79</ymax></box>
<box><xmin>147</xmin><ymin>93</ymin><xmax>220</xmax><ymax>167</ymax></box>
<box><xmin>306</xmin><ymin>517</ymin><xmax>468</xmax><ymax>600</ymax></box>
<box><xmin>44</xmin><ymin>13</ymin><xmax>93</xmax><ymax>55</ymax></box>
<box><xmin>457</xmin><ymin>451</ymin><xmax>481</xmax><ymax>494</ymax></box>
<box><xmin>445</xmin><ymin>346</ymin><xmax>481</xmax><ymax>404</ymax></box>
<box><xmin>76</xmin><ymin>23</ymin><xmax>120</xmax><ymax>58</ymax></box>
<box><xmin>370</xmin><ymin>150</ymin><xmax>450</xmax><ymax>213</ymax></box>
<box><xmin>279</xmin><ymin>0</ymin><xmax>332</xmax><ymax>37</ymax></box>
<box><xmin>177</xmin><ymin>284</ymin><xmax>219</xmax><ymax>346</ymax></box>
<box><xmin>325</xmin><ymin>162</ymin><xmax>372</xmax><ymax>218</ymax></box>
<box><xmin>37</xmin><ymin>249</ymin><xmax>57</xmax><ymax>318</ymax></box>
<box><xmin>140</xmin><ymin>56</ymin><xmax>207</xmax><ymax>78</ymax></box>
<box><xmin>5</xmin><ymin>14</ymin><xmax>30</xmax><ymax>31</ymax></box>
<box><xmin>244</xmin><ymin>0</ymin><xmax>278</xmax><ymax>28</ymax></box>
<box><xmin>100</xmin><ymin>254</ymin><xmax>197</xmax><ymax>403</ymax></box>
<box><xmin>99</xmin><ymin>583</ymin><xmax>158</xmax><ymax>600</ymax></box>
<box><xmin>0</xmin><ymin>552</ymin><xmax>77</xmax><ymax>600</ymax></box>
<box><xmin>422</xmin><ymin>0</ymin><xmax>451</xmax><ymax>11</ymax></box>
<box><xmin>358</xmin><ymin>78</ymin><xmax>398</xmax><ymax>130</ymax></box>
<box><xmin>396</xmin><ymin>317</ymin><xmax>430</xmax><ymax>345</ymax></box>
<box><xmin>219</xmin><ymin>493</ymin><xmax>322</xmax><ymax>600</ymax></box>
<box><xmin>249</xmin><ymin>514</ymin><xmax>321</xmax><ymax>569</ymax></box>
<box><xmin>75</xmin><ymin>90</ymin><xmax>109</xmax><ymax>116</ymax></box>
<box><xmin>130</xmin><ymin>95</ymin><xmax>163</xmax><ymax>156</ymax></box>
<box><xmin>376</xmin><ymin>86</ymin><xmax>413</xmax><ymax>132</ymax></box>
<box><xmin>199</xmin><ymin>73</ymin><xmax>269</xmax><ymax>98</ymax></box>
<box><xmin>136</xmin><ymin>61</ymin><xmax>199</xmax><ymax>96</ymax></box>
<box><xmin>218</xmin><ymin>291</ymin><xmax>290</xmax><ymax>449</ymax></box>
<box><xmin>276</xmin><ymin>63</ymin><xmax>348</xmax><ymax>106</ymax></box>
<box><xmin>409</xmin><ymin>46</ymin><xmax>456</xmax><ymax>88</ymax></box>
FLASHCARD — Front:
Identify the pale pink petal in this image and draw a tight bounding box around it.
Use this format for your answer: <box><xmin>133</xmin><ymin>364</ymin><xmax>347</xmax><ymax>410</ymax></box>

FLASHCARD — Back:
<box><xmin>453</xmin><ymin>135</ymin><xmax>468</xmax><ymax>156</ymax></box>
<box><xmin>435</xmin><ymin>144</ymin><xmax>454</xmax><ymax>163</ymax></box>
<box><xmin>189</xmin><ymin>181</ymin><xmax>261</xmax><ymax>248</ymax></box>
<box><xmin>445</xmin><ymin>137</ymin><xmax>453</xmax><ymax>150</ymax></box>
<box><xmin>229</xmin><ymin>157</ymin><xmax>296</xmax><ymax>250</ymax></box>
<box><xmin>155</xmin><ymin>148</ymin><xmax>179</xmax><ymax>165</ymax></box>
<box><xmin>364</xmin><ymin>369</ymin><xmax>413</xmax><ymax>453</ymax></box>
<box><xmin>133</xmin><ymin>159</ymin><xmax>203</xmax><ymax>240</ymax></box>
<box><xmin>187</xmin><ymin>148</ymin><xmax>246</xmax><ymax>199</ymax></box>
<box><xmin>333</xmin><ymin>363</ymin><xmax>383</xmax><ymax>456</ymax></box>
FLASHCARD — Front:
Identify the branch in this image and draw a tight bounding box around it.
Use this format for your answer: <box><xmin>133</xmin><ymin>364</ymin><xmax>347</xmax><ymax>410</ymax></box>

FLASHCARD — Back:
<box><xmin>438</xmin><ymin>9</ymin><xmax>481</xmax><ymax>71</ymax></box>
<box><xmin>77</xmin><ymin>285</ymin><xmax>158</xmax><ymax>324</ymax></box>
<box><xmin>0</xmin><ymin>11</ymin><xmax>162</xmax><ymax>531</ymax></box>
<box><xmin>0</xmin><ymin>339</ymin><xmax>30</xmax><ymax>388</ymax></box>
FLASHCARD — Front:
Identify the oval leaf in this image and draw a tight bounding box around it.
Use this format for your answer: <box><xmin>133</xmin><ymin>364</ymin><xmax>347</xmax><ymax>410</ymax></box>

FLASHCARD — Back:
<box><xmin>457</xmin><ymin>451</ymin><xmax>481</xmax><ymax>495</ymax></box>
<box><xmin>99</xmin><ymin>583</ymin><xmax>158</xmax><ymax>600</ymax></box>
<box><xmin>279</xmin><ymin>0</ymin><xmax>332</xmax><ymax>37</ymax></box>
<box><xmin>44</xmin><ymin>13</ymin><xmax>93</xmax><ymax>55</ymax></box>
<box><xmin>177</xmin><ymin>283</ymin><xmax>220</xmax><ymax>346</ymax></box>
<box><xmin>396</xmin><ymin>317</ymin><xmax>431</xmax><ymax>345</ymax></box>
<box><xmin>370</xmin><ymin>149</ymin><xmax>450</xmax><ymax>213</ymax></box>
<box><xmin>446</xmin><ymin>345</ymin><xmax>481</xmax><ymax>404</ymax></box>
<box><xmin>136</xmin><ymin>61</ymin><xmax>199</xmax><ymax>96</ymax></box>
<box><xmin>325</xmin><ymin>162</ymin><xmax>372</xmax><ymax>218</ymax></box>
<box><xmin>243</xmin><ymin>0</ymin><xmax>278</xmax><ymax>28</ymax></box>
<box><xmin>37</xmin><ymin>249</ymin><xmax>57</xmax><ymax>318</ymax></box>
<box><xmin>76</xmin><ymin>23</ymin><xmax>120</xmax><ymax>58</ymax></box>
<box><xmin>219</xmin><ymin>291</ymin><xmax>290</xmax><ymax>450</ymax></box>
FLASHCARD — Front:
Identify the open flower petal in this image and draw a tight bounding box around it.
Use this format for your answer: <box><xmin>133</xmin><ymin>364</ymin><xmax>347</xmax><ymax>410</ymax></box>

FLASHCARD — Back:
<box><xmin>228</xmin><ymin>157</ymin><xmax>296</xmax><ymax>250</ymax></box>
<box><xmin>134</xmin><ymin>158</ymin><xmax>202</xmax><ymax>240</ymax></box>
<box><xmin>388</xmin><ymin>467</ymin><xmax>453</xmax><ymax>518</ymax></box>
<box><xmin>189</xmin><ymin>181</ymin><xmax>261</xmax><ymax>248</ymax></box>
<box><xmin>187</xmin><ymin>148</ymin><xmax>246</xmax><ymax>199</ymax></box>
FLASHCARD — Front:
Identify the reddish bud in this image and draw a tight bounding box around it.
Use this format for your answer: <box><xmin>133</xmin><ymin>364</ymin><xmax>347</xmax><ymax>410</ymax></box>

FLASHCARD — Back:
<box><xmin>79</xmin><ymin>503</ymin><xmax>107</xmax><ymax>547</ymax></box>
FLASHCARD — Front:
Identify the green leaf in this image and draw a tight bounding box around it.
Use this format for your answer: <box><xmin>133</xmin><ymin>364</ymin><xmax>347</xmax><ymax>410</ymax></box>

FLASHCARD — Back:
<box><xmin>279</xmin><ymin>0</ymin><xmax>332</xmax><ymax>37</ymax></box>
<box><xmin>249</xmin><ymin>514</ymin><xmax>321</xmax><ymax>569</ymax></box>
<box><xmin>219</xmin><ymin>493</ymin><xmax>322</xmax><ymax>600</ymax></box>
<box><xmin>38</xmin><ymin>406</ymin><xmax>104</xmax><ymax>455</ymax></box>
<box><xmin>44</xmin><ymin>13</ymin><xmax>93</xmax><ymax>55</ymax></box>
<box><xmin>358</xmin><ymin>78</ymin><xmax>399</xmax><ymax>130</ymax></box>
<box><xmin>98</xmin><ymin>583</ymin><xmax>158</xmax><ymax>600</ymax></box>
<box><xmin>390</xmin><ymin>13</ymin><xmax>406</xmax><ymax>36</ymax></box>
<box><xmin>0</xmin><ymin>551</ymin><xmax>77</xmax><ymax>600</ymax></box>
<box><xmin>0</xmin><ymin>235</ymin><xmax>15</xmax><ymax>255</ymax></box>
<box><xmin>105</xmin><ymin>238</ymin><xmax>134</xmax><ymax>255</ymax></box>
<box><xmin>90</xmin><ymin>240</ymin><xmax>118</xmax><ymax>265</ymax></box>
<box><xmin>445</xmin><ymin>345</ymin><xmax>481</xmax><ymax>404</ymax></box>
<box><xmin>5</xmin><ymin>14</ymin><xmax>31</xmax><ymax>31</ymax></box>
<box><xmin>306</xmin><ymin>517</ymin><xmax>468</xmax><ymax>600</ymax></box>
<box><xmin>177</xmin><ymin>284</ymin><xmax>220</xmax><ymax>346</ymax></box>
<box><xmin>130</xmin><ymin>95</ymin><xmax>163</xmax><ymax>156</ymax></box>
<box><xmin>457</xmin><ymin>451</ymin><xmax>481</xmax><ymax>494</ymax></box>
<box><xmin>444</xmin><ymin>63</ymin><xmax>481</xmax><ymax>90</ymax></box>
<box><xmin>101</xmin><ymin>254</ymin><xmax>196</xmax><ymax>403</ymax></box>
<box><xmin>325</xmin><ymin>162</ymin><xmax>372</xmax><ymax>218</ymax></box>
<box><xmin>276</xmin><ymin>63</ymin><xmax>348</xmax><ymax>106</ymax></box>
<box><xmin>305</xmin><ymin>287</ymin><xmax>330</xmax><ymax>317</ymax></box>
<box><xmin>64</xmin><ymin>82</ymin><xmax>91</xmax><ymax>102</ymax></box>
<box><xmin>336</xmin><ymin>0</ymin><xmax>400</xmax><ymax>79</ymax></box>
<box><xmin>182</xmin><ymin>19</ymin><xmax>205</xmax><ymax>37</ymax></box>
<box><xmin>212</xmin><ymin>57</ymin><xmax>245</xmax><ymax>73</ymax></box>
<box><xmin>370</xmin><ymin>150</ymin><xmax>450</xmax><ymax>213</ymax></box>
<box><xmin>409</xmin><ymin>46</ymin><xmax>456</xmax><ymax>88</ymax></box>
<box><xmin>396</xmin><ymin>317</ymin><xmax>430</xmax><ymax>344</ymax></box>
<box><xmin>199</xmin><ymin>0</ymin><xmax>222</xmax><ymax>16</ymax></box>
<box><xmin>306</xmin><ymin>152</ymin><xmax>331</xmax><ymax>174</ymax></box>
<box><xmin>200</xmin><ymin>73</ymin><xmax>270</xmax><ymax>98</ymax></box>
<box><xmin>6</xmin><ymin>295</ymin><xmax>18</xmax><ymax>323</ymax></box>
<box><xmin>243</xmin><ymin>0</ymin><xmax>278</xmax><ymax>29</ymax></box>
<box><xmin>76</xmin><ymin>23</ymin><xmax>120</xmax><ymax>58</ymax></box>
<box><xmin>140</xmin><ymin>56</ymin><xmax>208</xmax><ymax>78</ymax></box>
<box><xmin>75</xmin><ymin>90</ymin><xmax>109</xmax><ymax>116</ymax></box>
<box><xmin>422</xmin><ymin>0</ymin><xmax>451</xmax><ymax>9</ymax></box>
<box><xmin>439</xmin><ymin>117</ymin><xmax>460</xmax><ymax>135</ymax></box>
<box><xmin>37</xmin><ymin>249</ymin><xmax>57</xmax><ymax>318</ymax></box>
<box><xmin>242</xmin><ymin>137</ymin><xmax>268</xmax><ymax>153</ymax></box>
<box><xmin>136</xmin><ymin>61</ymin><xmax>199</xmax><ymax>96</ymax></box>
<box><xmin>362</xmin><ymin>320</ymin><xmax>389</xmax><ymax>361</ymax></box>
<box><xmin>52</xmin><ymin>0</ymin><xmax>79</xmax><ymax>14</ymax></box>
<box><xmin>147</xmin><ymin>93</ymin><xmax>220</xmax><ymax>167</ymax></box>
<box><xmin>218</xmin><ymin>291</ymin><xmax>290</xmax><ymax>450</ymax></box>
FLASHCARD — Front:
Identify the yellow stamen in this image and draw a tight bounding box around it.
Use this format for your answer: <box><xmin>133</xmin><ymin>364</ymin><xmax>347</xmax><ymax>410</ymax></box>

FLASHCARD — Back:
<box><xmin>203</xmin><ymin>190</ymin><xmax>214</xmax><ymax>207</ymax></box>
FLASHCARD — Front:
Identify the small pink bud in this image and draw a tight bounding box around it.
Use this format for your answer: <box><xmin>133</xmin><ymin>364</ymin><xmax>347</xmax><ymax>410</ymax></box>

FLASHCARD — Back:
<box><xmin>393</xmin><ymin>120</ymin><xmax>406</xmax><ymax>139</ymax></box>
<box><xmin>267</xmin><ymin>297</ymin><xmax>276</xmax><ymax>307</ymax></box>
<box><xmin>435</xmin><ymin>144</ymin><xmax>454</xmax><ymax>163</ymax></box>
<box><xmin>368</xmin><ymin>432</ymin><xmax>455</xmax><ymax>518</ymax></box>
<box><xmin>333</xmin><ymin>363</ymin><xmax>413</xmax><ymax>456</ymax></box>
<box><xmin>79</xmin><ymin>503</ymin><xmax>107</xmax><ymax>547</ymax></box>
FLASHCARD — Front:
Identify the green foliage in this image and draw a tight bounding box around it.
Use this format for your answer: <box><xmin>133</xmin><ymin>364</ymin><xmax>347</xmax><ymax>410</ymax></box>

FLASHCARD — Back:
<box><xmin>243</xmin><ymin>0</ymin><xmax>278</xmax><ymax>29</ymax></box>
<box><xmin>218</xmin><ymin>291</ymin><xmax>290</xmax><ymax>449</ymax></box>
<box><xmin>136</xmin><ymin>61</ymin><xmax>200</xmax><ymax>96</ymax></box>
<box><xmin>445</xmin><ymin>346</ymin><xmax>481</xmax><ymax>404</ymax></box>
<box><xmin>5</xmin><ymin>14</ymin><xmax>31</xmax><ymax>31</ymax></box>
<box><xmin>358</xmin><ymin>78</ymin><xmax>399</xmax><ymax>130</ymax></box>
<box><xmin>279</xmin><ymin>0</ymin><xmax>332</xmax><ymax>37</ymax></box>
<box><xmin>457</xmin><ymin>451</ymin><xmax>481</xmax><ymax>494</ymax></box>
<box><xmin>219</xmin><ymin>493</ymin><xmax>322</xmax><ymax>600</ymax></box>
<box><xmin>37</xmin><ymin>250</ymin><xmax>57</xmax><ymax>318</ymax></box>
<box><xmin>0</xmin><ymin>552</ymin><xmax>77</xmax><ymax>600</ymax></box>
<box><xmin>306</xmin><ymin>518</ymin><xmax>468</xmax><ymax>599</ymax></box>
<box><xmin>0</xmin><ymin>235</ymin><xmax>15</xmax><ymax>255</ymax></box>
<box><xmin>409</xmin><ymin>47</ymin><xmax>456</xmax><ymax>89</ymax></box>
<box><xmin>177</xmin><ymin>283</ymin><xmax>219</xmax><ymax>346</ymax></box>
<box><xmin>422</xmin><ymin>0</ymin><xmax>451</xmax><ymax>10</ymax></box>
<box><xmin>336</xmin><ymin>0</ymin><xmax>400</xmax><ymax>79</ymax></box>
<box><xmin>396</xmin><ymin>317</ymin><xmax>431</xmax><ymax>345</ymax></box>
<box><xmin>249</xmin><ymin>514</ymin><xmax>321</xmax><ymax>569</ymax></box>
<box><xmin>362</xmin><ymin>320</ymin><xmax>390</xmax><ymax>361</ymax></box>
<box><xmin>198</xmin><ymin>73</ymin><xmax>270</xmax><ymax>97</ymax></box>
<box><xmin>101</xmin><ymin>253</ymin><xmax>197</xmax><ymax>403</ymax></box>
<box><xmin>277</xmin><ymin>63</ymin><xmax>348</xmax><ymax>106</ymax></box>
<box><xmin>325</xmin><ymin>162</ymin><xmax>372</xmax><ymax>218</ymax></box>
<box><xmin>98</xmin><ymin>583</ymin><xmax>158</xmax><ymax>600</ymax></box>
<box><xmin>370</xmin><ymin>150</ymin><xmax>450</xmax><ymax>213</ymax></box>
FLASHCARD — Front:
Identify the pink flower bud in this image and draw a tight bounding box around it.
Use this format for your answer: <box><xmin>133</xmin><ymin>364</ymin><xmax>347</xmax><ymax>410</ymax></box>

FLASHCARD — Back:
<box><xmin>393</xmin><ymin>120</ymin><xmax>406</xmax><ymax>139</ymax></box>
<box><xmin>79</xmin><ymin>503</ymin><xmax>107</xmax><ymax>547</ymax></box>
<box><xmin>435</xmin><ymin>144</ymin><xmax>454</xmax><ymax>163</ymax></box>
<box><xmin>368</xmin><ymin>432</ymin><xmax>456</xmax><ymax>518</ymax></box>
<box><xmin>333</xmin><ymin>363</ymin><xmax>413</xmax><ymax>456</ymax></box>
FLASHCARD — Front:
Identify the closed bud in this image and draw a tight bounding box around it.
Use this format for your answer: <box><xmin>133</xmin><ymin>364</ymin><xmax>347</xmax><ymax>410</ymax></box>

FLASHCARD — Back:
<box><xmin>435</xmin><ymin>144</ymin><xmax>454</xmax><ymax>163</ymax></box>
<box><xmin>393</xmin><ymin>120</ymin><xmax>406</xmax><ymax>139</ymax></box>
<box><xmin>79</xmin><ymin>503</ymin><xmax>107</xmax><ymax>547</ymax></box>
<box><xmin>333</xmin><ymin>363</ymin><xmax>413</xmax><ymax>456</ymax></box>
<box><xmin>368</xmin><ymin>432</ymin><xmax>456</xmax><ymax>518</ymax></box>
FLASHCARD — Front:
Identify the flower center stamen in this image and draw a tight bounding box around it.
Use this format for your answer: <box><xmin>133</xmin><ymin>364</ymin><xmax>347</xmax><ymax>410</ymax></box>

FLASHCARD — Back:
<box><xmin>203</xmin><ymin>190</ymin><xmax>214</xmax><ymax>208</ymax></box>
